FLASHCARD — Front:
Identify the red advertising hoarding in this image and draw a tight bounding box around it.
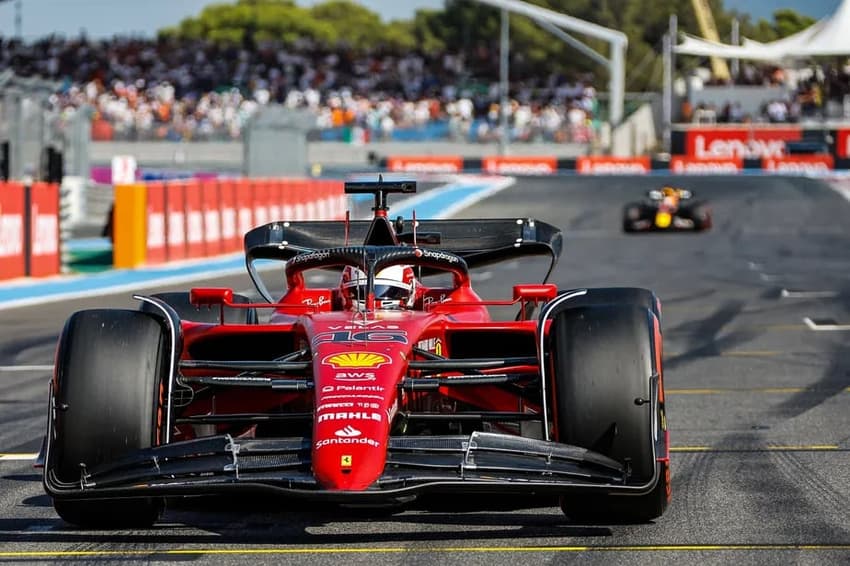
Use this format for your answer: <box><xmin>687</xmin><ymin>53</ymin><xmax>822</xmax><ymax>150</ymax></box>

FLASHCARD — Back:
<box><xmin>200</xmin><ymin>179</ymin><xmax>222</xmax><ymax>257</ymax></box>
<box><xmin>482</xmin><ymin>156</ymin><xmax>557</xmax><ymax>175</ymax></box>
<box><xmin>576</xmin><ymin>156</ymin><xmax>651</xmax><ymax>174</ymax></box>
<box><xmin>685</xmin><ymin>127</ymin><xmax>801</xmax><ymax>159</ymax></box>
<box><xmin>763</xmin><ymin>154</ymin><xmax>834</xmax><ymax>173</ymax></box>
<box><xmin>184</xmin><ymin>179</ymin><xmax>205</xmax><ymax>259</ymax></box>
<box><xmin>165</xmin><ymin>180</ymin><xmax>187</xmax><ymax>261</ymax></box>
<box><xmin>0</xmin><ymin>182</ymin><xmax>26</xmax><ymax>280</ymax></box>
<box><xmin>146</xmin><ymin>182</ymin><xmax>167</xmax><ymax>264</ymax></box>
<box><xmin>386</xmin><ymin>155</ymin><xmax>464</xmax><ymax>173</ymax></box>
<box><xmin>28</xmin><ymin>182</ymin><xmax>60</xmax><ymax>277</ymax></box>
<box><xmin>219</xmin><ymin>179</ymin><xmax>240</xmax><ymax>253</ymax></box>
<box><xmin>669</xmin><ymin>156</ymin><xmax>743</xmax><ymax>174</ymax></box>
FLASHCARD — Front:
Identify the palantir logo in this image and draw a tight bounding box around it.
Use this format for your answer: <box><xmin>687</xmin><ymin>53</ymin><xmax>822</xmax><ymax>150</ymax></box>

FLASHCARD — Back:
<box><xmin>334</xmin><ymin>425</ymin><xmax>362</xmax><ymax>438</ymax></box>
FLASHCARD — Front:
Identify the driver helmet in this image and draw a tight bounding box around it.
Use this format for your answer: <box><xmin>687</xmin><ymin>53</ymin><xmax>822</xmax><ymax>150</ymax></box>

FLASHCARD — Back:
<box><xmin>340</xmin><ymin>264</ymin><xmax>416</xmax><ymax>310</ymax></box>
<box><xmin>661</xmin><ymin>186</ymin><xmax>679</xmax><ymax>198</ymax></box>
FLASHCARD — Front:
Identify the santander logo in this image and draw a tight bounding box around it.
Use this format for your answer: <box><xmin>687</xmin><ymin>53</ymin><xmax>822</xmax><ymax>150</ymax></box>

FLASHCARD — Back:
<box><xmin>334</xmin><ymin>425</ymin><xmax>362</xmax><ymax>438</ymax></box>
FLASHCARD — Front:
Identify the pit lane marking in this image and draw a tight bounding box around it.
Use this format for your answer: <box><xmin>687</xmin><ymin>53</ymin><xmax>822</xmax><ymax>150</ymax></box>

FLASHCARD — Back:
<box><xmin>3</xmin><ymin>544</ymin><xmax>850</xmax><ymax>558</ymax></box>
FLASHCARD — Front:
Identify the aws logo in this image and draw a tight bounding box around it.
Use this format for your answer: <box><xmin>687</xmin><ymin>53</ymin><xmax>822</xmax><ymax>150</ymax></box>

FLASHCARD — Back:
<box><xmin>322</xmin><ymin>352</ymin><xmax>390</xmax><ymax>369</ymax></box>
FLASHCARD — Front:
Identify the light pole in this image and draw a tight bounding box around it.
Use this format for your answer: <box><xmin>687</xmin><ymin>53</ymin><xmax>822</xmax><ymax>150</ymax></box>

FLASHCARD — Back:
<box><xmin>0</xmin><ymin>0</ymin><xmax>22</xmax><ymax>38</ymax></box>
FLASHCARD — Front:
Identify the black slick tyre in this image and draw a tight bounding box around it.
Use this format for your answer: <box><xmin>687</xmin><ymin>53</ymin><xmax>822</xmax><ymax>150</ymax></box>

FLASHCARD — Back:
<box><xmin>140</xmin><ymin>291</ymin><xmax>258</xmax><ymax>323</ymax></box>
<box><xmin>558</xmin><ymin>287</ymin><xmax>661</xmax><ymax>326</ymax></box>
<box><xmin>49</xmin><ymin>309</ymin><xmax>168</xmax><ymax>528</ymax></box>
<box><xmin>549</xmin><ymin>304</ymin><xmax>668</xmax><ymax>523</ymax></box>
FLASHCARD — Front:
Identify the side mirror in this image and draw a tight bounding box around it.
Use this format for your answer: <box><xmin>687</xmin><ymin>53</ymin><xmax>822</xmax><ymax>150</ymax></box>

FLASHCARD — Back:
<box><xmin>190</xmin><ymin>287</ymin><xmax>234</xmax><ymax>306</ymax></box>
<box><xmin>513</xmin><ymin>284</ymin><xmax>558</xmax><ymax>302</ymax></box>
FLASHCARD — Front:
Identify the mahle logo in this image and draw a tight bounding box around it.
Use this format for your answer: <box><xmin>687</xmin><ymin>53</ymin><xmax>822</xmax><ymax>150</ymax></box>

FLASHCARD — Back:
<box><xmin>323</xmin><ymin>352</ymin><xmax>390</xmax><ymax>369</ymax></box>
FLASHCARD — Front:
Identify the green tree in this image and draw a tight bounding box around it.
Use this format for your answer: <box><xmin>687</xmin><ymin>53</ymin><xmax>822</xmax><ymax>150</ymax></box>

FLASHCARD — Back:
<box><xmin>158</xmin><ymin>0</ymin><xmax>820</xmax><ymax>93</ymax></box>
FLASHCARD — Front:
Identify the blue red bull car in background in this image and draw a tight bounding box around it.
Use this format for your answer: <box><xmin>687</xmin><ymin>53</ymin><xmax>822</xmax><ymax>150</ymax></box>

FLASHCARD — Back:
<box><xmin>623</xmin><ymin>186</ymin><xmax>712</xmax><ymax>232</ymax></box>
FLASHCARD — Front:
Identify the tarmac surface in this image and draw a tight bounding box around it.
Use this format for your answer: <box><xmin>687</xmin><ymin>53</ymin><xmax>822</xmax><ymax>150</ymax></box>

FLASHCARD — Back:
<box><xmin>1</xmin><ymin>175</ymin><xmax>849</xmax><ymax>564</ymax></box>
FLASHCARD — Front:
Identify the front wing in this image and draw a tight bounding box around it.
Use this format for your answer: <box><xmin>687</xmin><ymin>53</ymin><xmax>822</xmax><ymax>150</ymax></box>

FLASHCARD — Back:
<box><xmin>44</xmin><ymin>432</ymin><xmax>662</xmax><ymax>502</ymax></box>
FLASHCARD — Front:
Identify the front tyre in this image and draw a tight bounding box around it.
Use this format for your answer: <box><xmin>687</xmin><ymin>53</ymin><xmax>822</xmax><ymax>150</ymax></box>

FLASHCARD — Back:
<box><xmin>48</xmin><ymin>309</ymin><xmax>169</xmax><ymax>528</ymax></box>
<box><xmin>549</xmin><ymin>304</ymin><xmax>669</xmax><ymax>523</ymax></box>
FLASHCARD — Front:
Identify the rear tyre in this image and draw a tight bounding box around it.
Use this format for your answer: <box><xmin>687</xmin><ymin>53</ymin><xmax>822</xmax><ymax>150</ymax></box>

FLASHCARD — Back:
<box><xmin>549</xmin><ymin>304</ymin><xmax>668</xmax><ymax>523</ymax></box>
<box><xmin>622</xmin><ymin>204</ymin><xmax>641</xmax><ymax>233</ymax></box>
<box><xmin>49</xmin><ymin>309</ymin><xmax>168</xmax><ymax>528</ymax></box>
<box><xmin>690</xmin><ymin>203</ymin><xmax>712</xmax><ymax>231</ymax></box>
<box><xmin>141</xmin><ymin>291</ymin><xmax>258</xmax><ymax>323</ymax></box>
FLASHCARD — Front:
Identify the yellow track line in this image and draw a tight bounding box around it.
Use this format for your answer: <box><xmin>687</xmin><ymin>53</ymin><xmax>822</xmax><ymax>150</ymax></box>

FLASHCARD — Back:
<box><xmin>664</xmin><ymin>351</ymin><xmax>783</xmax><ymax>358</ymax></box>
<box><xmin>672</xmin><ymin>445</ymin><xmax>840</xmax><ymax>453</ymax></box>
<box><xmin>3</xmin><ymin>545</ymin><xmax>850</xmax><ymax>557</ymax></box>
<box><xmin>667</xmin><ymin>387</ymin><xmax>850</xmax><ymax>394</ymax></box>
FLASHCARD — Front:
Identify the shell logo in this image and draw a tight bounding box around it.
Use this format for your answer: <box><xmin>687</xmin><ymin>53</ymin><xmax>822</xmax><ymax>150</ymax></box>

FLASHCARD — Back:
<box><xmin>322</xmin><ymin>352</ymin><xmax>391</xmax><ymax>369</ymax></box>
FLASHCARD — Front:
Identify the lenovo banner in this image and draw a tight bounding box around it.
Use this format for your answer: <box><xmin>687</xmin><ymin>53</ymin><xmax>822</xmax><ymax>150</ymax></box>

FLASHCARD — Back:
<box><xmin>482</xmin><ymin>156</ymin><xmax>557</xmax><ymax>175</ymax></box>
<box><xmin>763</xmin><ymin>154</ymin><xmax>834</xmax><ymax>173</ymax></box>
<box><xmin>28</xmin><ymin>182</ymin><xmax>60</xmax><ymax>277</ymax></box>
<box><xmin>669</xmin><ymin>156</ymin><xmax>743</xmax><ymax>174</ymax></box>
<box><xmin>685</xmin><ymin>127</ymin><xmax>801</xmax><ymax>159</ymax></box>
<box><xmin>576</xmin><ymin>156</ymin><xmax>651</xmax><ymax>174</ymax></box>
<box><xmin>0</xmin><ymin>182</ymin><xmax>26</xmax><ymax>280</ymax></box>
<box><xmin>386</xmin><ymin>155</ymin><xmax>463</xmax><ymax>173</ymax></box>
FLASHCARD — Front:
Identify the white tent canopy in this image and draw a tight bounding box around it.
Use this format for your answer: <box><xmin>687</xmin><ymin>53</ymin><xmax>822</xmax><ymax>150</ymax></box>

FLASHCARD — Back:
<box><xmin>675</xmin><ymin>0</ymin><xmax>850</xmax><ymax>61</ymax></box>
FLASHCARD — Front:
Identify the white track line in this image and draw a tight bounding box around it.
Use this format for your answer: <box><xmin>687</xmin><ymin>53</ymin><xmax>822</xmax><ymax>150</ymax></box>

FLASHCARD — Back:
<box><xmin>781</xmin><ymin>289</ymin><xmax>839</xmax><ymax>299</ymax></box>
<box><xmin>0</xmin><ymin>365</ymin><xmax>53</xmax><ymax>372</ymax></box>
<box><xmin>803</xmin><ymin>317</ymin><xmax>850</xmax><ymax>331</ymax></box>
<box><xmin>0</xmin><ymin>453</ymin><xmax>38</xmax><ymax>461</ymax></box>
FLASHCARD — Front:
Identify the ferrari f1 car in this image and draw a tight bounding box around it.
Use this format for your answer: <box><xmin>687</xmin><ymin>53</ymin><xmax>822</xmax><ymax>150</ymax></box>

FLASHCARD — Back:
<box><xmin>41</xmin><ymin>180</ymin><xmax>669</xmax><ymax>527</ymax></box>
<box><xmin>623</xmin><ymin>186</ymin><xmax>712</xmax><ymax>232</ymax></box>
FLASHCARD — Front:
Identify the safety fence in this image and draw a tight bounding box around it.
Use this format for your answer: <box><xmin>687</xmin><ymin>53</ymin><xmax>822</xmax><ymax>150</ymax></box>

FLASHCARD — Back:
<box><xmin>112</xmin><ymin>177</ymin><xmax>345</xmax><ymax>269</ymax></box>
<box><xmin>380</xmin><ymin>154</ymin><xmax>846</xmax><ymax>175</ymax></box>
<box><xmin>0</xmin><ymin>182</ymin><xmax>61</xmax><ymax>281</ymax></box>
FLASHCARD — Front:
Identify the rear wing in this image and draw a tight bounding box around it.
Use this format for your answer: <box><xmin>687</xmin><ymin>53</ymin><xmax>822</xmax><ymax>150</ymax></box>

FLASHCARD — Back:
<box><xmin>244</xmin><ymin>218</ymin><xmax>562</xmax><ymax>268</ymax></box>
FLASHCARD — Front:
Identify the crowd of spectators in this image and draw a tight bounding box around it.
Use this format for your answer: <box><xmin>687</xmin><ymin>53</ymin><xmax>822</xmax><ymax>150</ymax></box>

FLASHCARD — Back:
<box><xmin>0</xmin><ymin>35</ymin><xmax>600</xmax><ymax>144</ymax></box>
<box><xmin>684</xmin><ymin>61</ymin><xmax>850</xmax><ymax>124</ymax></box>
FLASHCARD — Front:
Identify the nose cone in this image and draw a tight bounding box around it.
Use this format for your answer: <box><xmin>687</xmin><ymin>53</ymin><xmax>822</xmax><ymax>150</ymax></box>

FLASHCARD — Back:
<box><xmin>313</xmin><ymin>414</ymin><xmax>388</xmax><ymax>490</ymax></box>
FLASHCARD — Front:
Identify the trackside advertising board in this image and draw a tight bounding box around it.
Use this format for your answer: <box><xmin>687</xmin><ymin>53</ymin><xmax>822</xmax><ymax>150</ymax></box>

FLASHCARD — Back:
<box><xmin>387</xmin><ymin>155</ymin><xmax>463</xmax><ymax>173</ymax></box>
<box><xmin>0</xmin><ymin>182</ymin><xmax>26</xmax><ymax>280</ymax></box>
<box><xmin>763</xmin><ymin>154</ymin><xmax>834</xmax><ymax>173</ymax></box>
<box><xmin>28</xmin><ymin>182</ymin><xmax>60</xmax><ymax>277</ymax></box>
<box><xmin>670</xmin><ymin>156</ymin><xmax>743</xmax><ymax>173</ymax></box>
<box><xmin>835</xmin><ymin>129</ymin><xmax>850</xmax><ymax>158</ymax></box>
<box><xmin>482</xmin><ymin>156</ymin><xmax>557</xmax><ymax>175</ymax></box>
<box><xmin>576</xmin><ymin>156</ymin><xmax>651</xmax><ymax>174</ymax></box>
<box><xmin>683</xmin><ymin>127</ymin><xmax>801</xmax><ymax>159</ymax></box>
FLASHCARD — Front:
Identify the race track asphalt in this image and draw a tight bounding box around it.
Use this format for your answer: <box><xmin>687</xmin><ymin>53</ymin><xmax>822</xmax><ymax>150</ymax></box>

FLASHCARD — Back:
<box><xmin>0</xmin><ymin>174</ymin><xmax>849</xmax><ymax>565</ymax></box>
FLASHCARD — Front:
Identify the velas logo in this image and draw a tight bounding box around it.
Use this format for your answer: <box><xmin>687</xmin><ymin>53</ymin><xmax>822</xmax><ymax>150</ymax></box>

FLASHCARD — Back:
<box><xmin>323</xmin><ymin>352</ymin><xmax>391</xmax><ymax>369</ymax></box>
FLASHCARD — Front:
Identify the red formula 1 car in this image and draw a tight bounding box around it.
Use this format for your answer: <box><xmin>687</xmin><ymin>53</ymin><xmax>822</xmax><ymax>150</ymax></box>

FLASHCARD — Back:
<box><xmin>40</xmin><ymin>180</ymin><xmax>669</xmax><ymax>527</ymax></box>
<box><xmin>623</xmin><ymin>186</ymin><xmax>712</xmax><ymax>232</ymax></box>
